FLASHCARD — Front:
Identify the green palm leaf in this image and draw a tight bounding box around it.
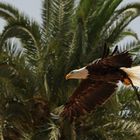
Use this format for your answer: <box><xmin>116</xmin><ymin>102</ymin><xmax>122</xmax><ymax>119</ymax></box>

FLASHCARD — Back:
<box><xmin>0</xmin><ymin>0</ymin><xmax>140</xmax><ymax>139</ymax></box>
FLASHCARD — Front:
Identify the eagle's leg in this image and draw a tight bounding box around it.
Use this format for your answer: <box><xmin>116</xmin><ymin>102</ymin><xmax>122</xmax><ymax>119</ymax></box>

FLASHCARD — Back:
<box><xmin>127</xmin><ymin>77</ymin><xmax>140</xmax><ymax>102</ymax></box>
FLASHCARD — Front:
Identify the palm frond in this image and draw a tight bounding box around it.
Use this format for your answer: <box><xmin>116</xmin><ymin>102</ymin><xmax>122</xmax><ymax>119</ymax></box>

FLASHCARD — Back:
<box><xmin>0</xmin><ymin>2</ymin><xmax>20</xmax><ymax>21</ymax></box>
<box><xmin>0</xmin><ymin>17</ymin><xmax>41</xmax><ymax>50</ymax></box>
<box><xmin>0</xmin><ymin>40</ymin><xmax>40</xmax><ymax>98</ymax></box>
<box><xmin>42</xmin><ymin>0</ymin><xmax>75</xmax><ymax>105</ymax></box>
<box><xmin>105</xmin><ymin>11</ymin><xmax>139</xmax><ymax>44</ymax></box>
<box><xmin>42</xmin><ymin>0</ymin><xmax>51</xmax><ymax>30</ymax></box>
<box><xmin>48</xmin><ymin>121</ymin><xmax>60</xmax><ymax>140</ymax></box>
<box><xmin>87</xmin><ymin>0</ymin><xmax>123</xmax><ymax>48</ymax></box>
<box><xmin>0</xmin><ymin>16</ymin><xmax>42</xmax><ymax>68</ymax></box>
<box><xmin>0</xmin><ymin>3</ymin><xmax>41</xmax><ymax>64</ymax></box>
<box><xmin>117</xmin><ymin>2</ymin><xmax>140</xmax><ymax>14</ymax></box>
<box><xmin>116</xmin><ymin>40</ymin><xmax>139</xmax><ymax>53</ymax></box>
<box><xmin>67</xmin><ymin>19</ymin><xmax>87</xmax><ymax>69</ymax></box>
<box><xmin>114</xmin><ymin>28</ymin><xmax>139</xmax><ymax>44</ymax></box>
<box><xmin>0</xmin><ymin>64</ymin><xmax>26</xmax><ymax>95</ymax></box>
<box><xmin>42</xmin><ymin>0</ymin><xmax>74</xmax><ymax>43</ymax></box>
<box><xmin>76</xmin><ymin>0</ymin><xmax>98</xmax><ymax>20</ymax></box>
<box><xmin>121</xmin><ymin>28</ymin><xmax>139</xmax><ymax>40</ymax></box>
<box><xmin>0</xmin><ymin>0</ymin><xmax>140</xmax><ymax>139</ymax></box>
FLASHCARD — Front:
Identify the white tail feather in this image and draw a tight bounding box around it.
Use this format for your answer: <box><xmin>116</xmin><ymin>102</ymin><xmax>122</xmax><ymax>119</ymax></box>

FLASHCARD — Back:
<box><xmin>120</xmin><ymin>66</ymin><xmax>140</xmax><ymax>87</ymax></box>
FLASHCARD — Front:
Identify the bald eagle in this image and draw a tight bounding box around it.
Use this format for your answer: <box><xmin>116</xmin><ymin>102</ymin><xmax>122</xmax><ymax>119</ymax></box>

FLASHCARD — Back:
<box><xmin>62</xmin><ymin>45</ymin><xmax>140</xmax><ymax>120</ymax></box>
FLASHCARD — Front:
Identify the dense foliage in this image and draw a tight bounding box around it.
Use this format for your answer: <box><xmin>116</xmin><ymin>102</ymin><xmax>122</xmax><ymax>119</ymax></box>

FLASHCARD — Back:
<box><xmin>0</xmin><ymin>0</ymin><xmax>140</xmax><ymax>139</ymax></box>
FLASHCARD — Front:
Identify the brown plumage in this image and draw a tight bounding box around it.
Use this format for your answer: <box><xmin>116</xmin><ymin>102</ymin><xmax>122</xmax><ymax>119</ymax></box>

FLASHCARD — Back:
<box><xmin>86</xmin><ymin>51</ymin><xmax>132</xmax><ymax>82</ymax></box>
<box><xmin>62</xmin><ymin>80</ymin><xmax>117</xmax><ymax>119</ymax></box>
<box><xmin>61</xmin><ymin>46</ymin><xmax>134</xmax><ymax>121</ymax></box>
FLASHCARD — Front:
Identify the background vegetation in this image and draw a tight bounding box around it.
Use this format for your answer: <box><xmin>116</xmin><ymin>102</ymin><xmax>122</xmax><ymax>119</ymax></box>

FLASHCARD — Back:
<box><xmin>0</xmin><ymin>0</ymin><xmax>140</xmax><ymax>139</ymax></box>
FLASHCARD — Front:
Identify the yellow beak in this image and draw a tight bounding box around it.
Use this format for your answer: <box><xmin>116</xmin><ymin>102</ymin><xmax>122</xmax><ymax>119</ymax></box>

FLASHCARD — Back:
<box><xmin>65</xmin><ymin>73</ymin><xmax>71</xmax><ymax>80</ymax></box>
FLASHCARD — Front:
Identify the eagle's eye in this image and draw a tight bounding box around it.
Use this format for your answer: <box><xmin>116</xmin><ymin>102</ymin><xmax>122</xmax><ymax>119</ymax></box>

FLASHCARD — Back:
<box><xmin>71</xmin><ymin>71</ymin><xmax>75</xmax><ymax>74</ymax></box>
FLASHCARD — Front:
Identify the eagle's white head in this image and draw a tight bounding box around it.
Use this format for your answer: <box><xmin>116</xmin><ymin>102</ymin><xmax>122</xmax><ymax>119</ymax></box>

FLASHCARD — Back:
<box><xmin>66</xmin><ymin>67</ymin><xmax>89</xmax><ymax>80</ymax></box>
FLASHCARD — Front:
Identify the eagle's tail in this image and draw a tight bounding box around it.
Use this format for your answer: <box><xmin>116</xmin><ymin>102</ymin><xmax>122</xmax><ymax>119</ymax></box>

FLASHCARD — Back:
<box><xmin>120</xmin><ymin>66</ymin><xmax>140</xmax><ymax>87</ymax></box>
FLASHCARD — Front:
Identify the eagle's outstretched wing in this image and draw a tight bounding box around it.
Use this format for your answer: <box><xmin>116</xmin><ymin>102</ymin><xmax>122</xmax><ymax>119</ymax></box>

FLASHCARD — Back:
<box><xmin>61</xmin><ymin>79</ymin><xmax>117</xmax><ymax>120</ymax></box>
<box><xmin>101</xmin><ymin>45</ymin><xmax>132</xmax><ymax>68</ymax></box>
<box><xmin>100</xmin><ymin>51</ymin><xmax>132</xmax><ymax>68</ymax></box>
<box><xmin>86</xmin><ymin>51</ymin><xmax>132</xmax><ymax>75</ymax></box>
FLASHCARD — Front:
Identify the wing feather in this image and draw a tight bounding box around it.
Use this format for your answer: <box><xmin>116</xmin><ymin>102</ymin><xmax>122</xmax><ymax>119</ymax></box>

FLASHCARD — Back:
<box><xmin>61</xmin><ymin>79</ymin><xmax>117</xmax><ymax>120</ymax></box>
<box><xmin>87</xmin><ymin>51</ymin><xmax>132</xmax><ymax>71</ymax></box>
<box><xmin>101</xmin><ymin>51</ymin><xmax>132</xmax><ymax>68</ymax></box>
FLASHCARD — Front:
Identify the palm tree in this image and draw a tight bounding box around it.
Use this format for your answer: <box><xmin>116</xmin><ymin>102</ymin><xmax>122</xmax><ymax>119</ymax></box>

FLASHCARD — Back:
<box><xmin>0</xmin><ymin>0</ymin><xmax>140</xmax><ymax>139</ymax></box>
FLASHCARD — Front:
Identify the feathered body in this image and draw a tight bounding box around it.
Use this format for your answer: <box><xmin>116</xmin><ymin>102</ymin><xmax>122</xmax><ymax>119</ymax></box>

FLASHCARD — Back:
<box><xmin>62</xmin><ymin>46</ymin><xmax>140</xmax><ymax>121</ymax></box>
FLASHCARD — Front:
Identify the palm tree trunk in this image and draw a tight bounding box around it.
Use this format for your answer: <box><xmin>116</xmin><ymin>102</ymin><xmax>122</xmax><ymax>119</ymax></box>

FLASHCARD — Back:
<box><xmin>60</xmin><ymin>120</ymin><xmax>76</xmax><ymax>140</ymax></box>
<box><xmin>0</xmin><ymin>119</ymin><xmax>4</xmax><ymax>140</ymax></box>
